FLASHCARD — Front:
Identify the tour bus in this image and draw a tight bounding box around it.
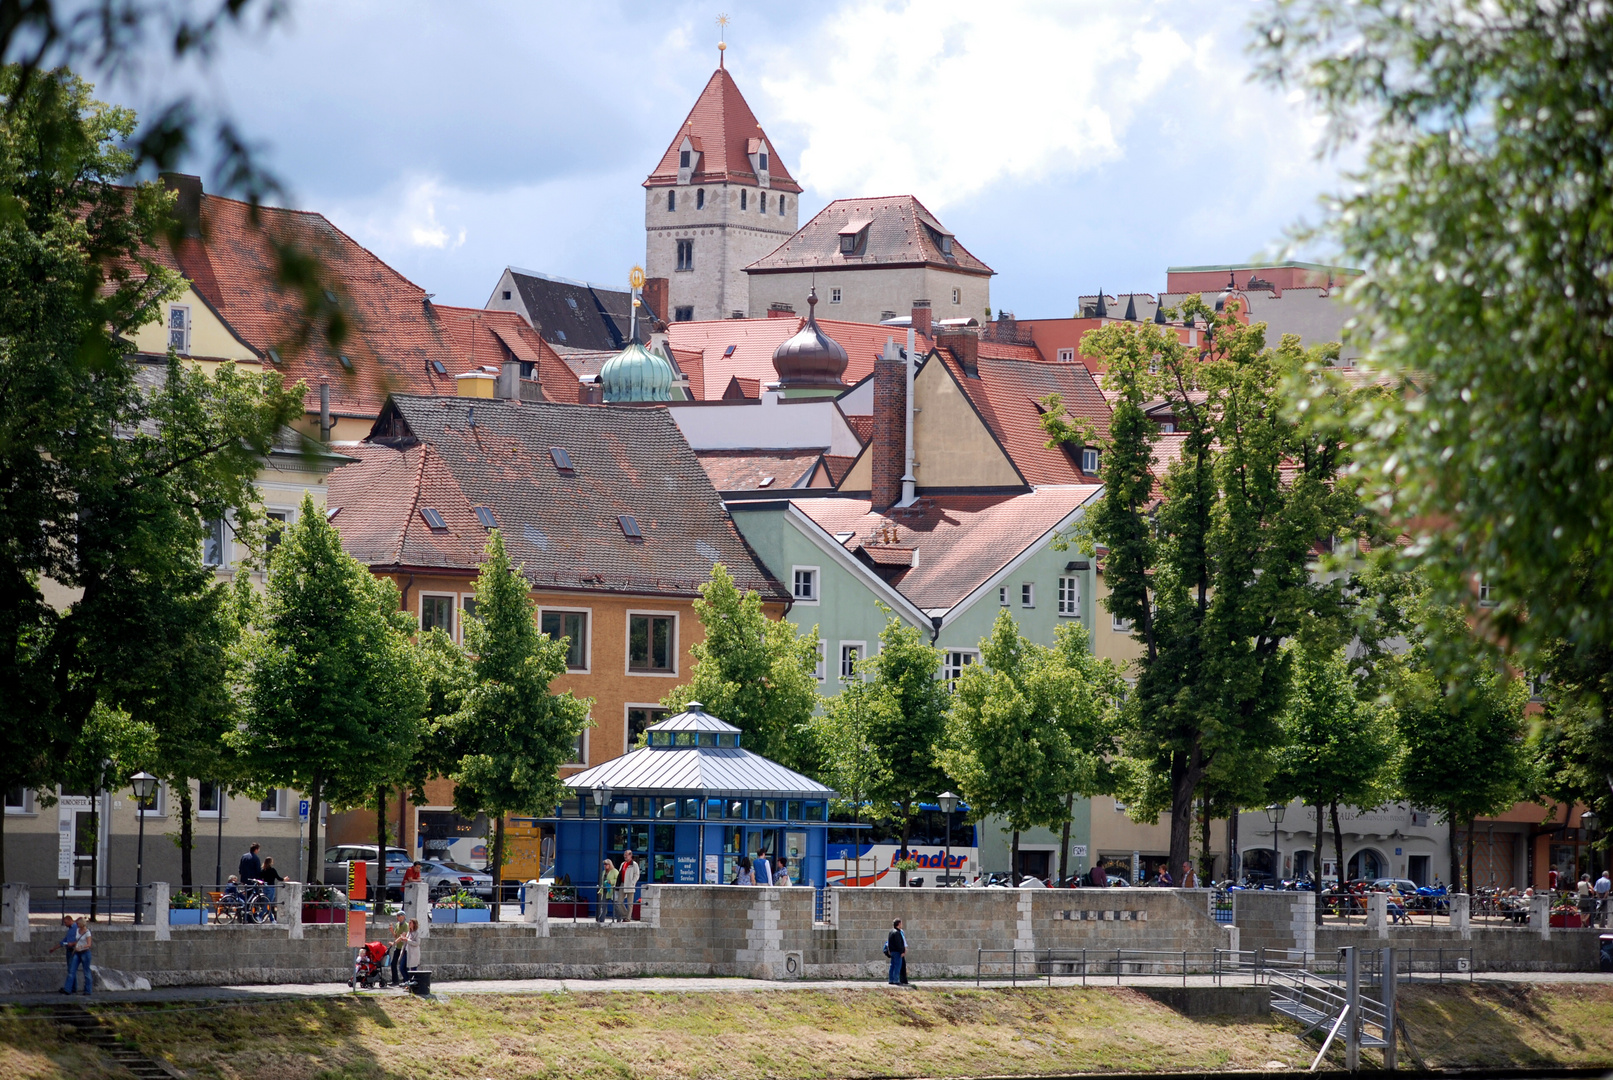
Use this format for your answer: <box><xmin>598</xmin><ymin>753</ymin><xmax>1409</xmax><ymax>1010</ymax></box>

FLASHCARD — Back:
<box><xmin>825</xmin><ymin>803</ymin><xmax>978</xmax><ymax>887</ymax></box>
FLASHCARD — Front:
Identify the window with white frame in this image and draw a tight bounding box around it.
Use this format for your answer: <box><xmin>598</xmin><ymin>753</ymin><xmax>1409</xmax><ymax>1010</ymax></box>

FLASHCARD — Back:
<box><xmin>1111</xmin><ymin>612</ymin><xmax>1134</xmax><ymax>633</ymax></box>
<box><xmin>203</xmin><ymin>518</ymin><xmax>228</xmax><ymax>566</ymax></box>
<box><xmin>567</xmin><ymin>731</ymin><xmax>587</xmax><ymax>766</ymax></box>
<box><xmin>134</xmin><ymin>781</ymin><xmax>165</xmax><ymax>817</ymax></box>
<box><xmin>942</xmin><ymin>649</ymin><xmax>977</xmax><ymax>688</ymax></box>
<box><xmin>168</xmin><ymin>304</ymin><xmax>190</xmax><ymax>354</ymax></box>
<box><xmin>1058</xmin><ymin>576</ymin><xmax>1081</xmax><ymax>617</ymax></box>
<box><xmin>421</xmin><ymin>594</ymin><xmax>455</xmax><ymax>639</ymax></box>
<box><xmin>198</xmin><ymin>781</ymin><xmax>223</xmax><ymax>816</ymax></box>
<box><xmin>540</xmin><ymin>609</ymin><xmax>590</xmax><ymax>671</ymax></box>
<box><xmin>792</xmin><ymin>567</ymin><xmax>819</xmax><ymax>603</ymax></box>
<box><xmin>5</xmin><ymin>785</ymin><xmax>29</xmax><ymax>813</ymax></box>
<box><xmin>1081</xmin><ymin>448</ymin><xmax>1101</xmax><ymax>475</ymax></box>
<box><xmin>1057</xmin><ymin>348</ymin><xmax>1076</xmax><ymax>362</ymax></box>
<box><xmin>1021</xmin><ymin>583</ymin><xmax>1035</xmax><ymax>608</ymax></box>
<box><xmin>814</xmin><ymin>641</ymin><xmax>826</xmax><ymax>682</ymax></box>
<box><xmin>999</xmin><ymin>585</ymin><xmax>1008</xmax><ymax>606</ymax></box>
<box><xmin>264</xmin><ymin>510</ymin><xmax>288</xmax><ymax>557</ymax></box>
<box><xmin>461</xmin><ymin>594</ymin><xmax>478</xmax><ymax>623</ymax></box>
<box><xmin>952</xmin><ymin>287</ymin><xmax>961</xmax><ymax>304</ymax></box>
<box><xmin>628</xmin><ymin>613</ymin><xmax>677</xmax><ymax>673</ymax></box>
<box><xmin>1478</xmin><ymin>580</ymin><xmax>1496</xmax><ymax>607</ymax></box>
<box><xmin>830</xmin><ymin>287</ymin><xmax>842</xmax><ymax>304</ymax></box>
<box><xmin>260</xmin><ymin>789</ymin><xmax>283</xmax><ymax>816</ymax></box>
<box><xmin>839</xmin><ymin>642</ymin><xmax>864</xmax><ymax>680</ymax></box>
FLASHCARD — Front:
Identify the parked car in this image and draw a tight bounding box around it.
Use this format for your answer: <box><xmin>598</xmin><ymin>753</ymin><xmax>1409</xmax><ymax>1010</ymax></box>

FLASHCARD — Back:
<box><xmin>1371</xmin><ymin>878</ymin><xmax>1420</xmax><ymax>896</ymax></box>
<box><xmin>413</xmin><ymin>859</ymin><xmax>494</xmax><ymax>900</ymax></box>
<box><xmin>323</xmin><ymin>845</ymin><xmax>413</xmax><ymax>894</ymax></box>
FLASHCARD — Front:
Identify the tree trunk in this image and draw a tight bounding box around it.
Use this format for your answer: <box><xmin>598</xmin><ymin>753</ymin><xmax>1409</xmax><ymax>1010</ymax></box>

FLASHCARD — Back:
<box><xmin>1228</xmin><ymin>809</ymin><xmax>1239</xmax><ymax>885</ymax></box>
<box><xmin>1011</xmin><ymin>830</ymin><xmax>1021</xmax><ymax>886</ymax></box>
<box><xmin>1448</xmin><ymin>813</ymin><xmax>1461</xmax><ymax>891</ymax></box>
<box><xmin>1</xmin><ymin>797</ymin><xmax>7</xmax><ymax>884</ymax></box>
<box><xmin>1464</xmin><ymin>817</ymin><xmax>1476</xmax><ymax>895</ymax></box>
<box><xmin>1198</xmin><ymin>797</ymin><xmax>1212</xmax><ymax>885</ymax></box>
<box><xmin>304</xmin><ymin>771</ymin><xmax>324</xmax><ymax>886</ymax></box>
<box><xmin>375</xmin><ymin>784</ymin><xmax>388</xmax><ymax>924</ymax></box>
<box><xmin>397</xmin><ymin>786</ymin><xmax>408</xmax><ymax>860</ymax></box>
<box><xmin>178</xmin><ymin>782</ymin><xmax>194</xmax><ymax>893</ymax></box>
<box><xmin>490</xmin><ymin>816</ymin><xmax>506</xmax><ymax>922</ymax></box>
<box><xmin>1331</xmin><ymin>802</ymin><xmax>1345</xmax><ymax>885</ymax></box>
<box><xmin>1314</xmin><ymin>802</ymin><xmax>1325</xmax><ymax>925</ymax></box>
<box><xmin>1059</xmin><ymin>792</ymin><xmax>1074</xmax><ymax>885</ymax></box>
<box><xmin>1168</xmin><ymin>744</ymin><xmax>1203</xmax><ymax>883</ymax></box>
<box><xmin>215</xmin><ymin>789</ymin><xmax>225</xmax><ymax>891</ymax></box>
<box><xmin>898</xmin><ymin>800</ymin><xmax>911</xmax><ymax>886</ymax></box>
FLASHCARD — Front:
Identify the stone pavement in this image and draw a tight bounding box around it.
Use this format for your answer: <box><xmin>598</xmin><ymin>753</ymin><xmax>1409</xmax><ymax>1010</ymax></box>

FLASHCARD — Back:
<box><xmin>0</xmin><ymin>969</ymin><xmax>1603</xmax><ymax>1009</ymax></box>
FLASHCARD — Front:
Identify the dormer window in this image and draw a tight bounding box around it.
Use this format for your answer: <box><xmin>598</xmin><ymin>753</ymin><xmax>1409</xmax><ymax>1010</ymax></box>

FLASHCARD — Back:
<box><xmin>759</xmin><ymin>151</ymin><xmax>768</xmax><ymax>172</ymax></box>
<box><xmin>838</xmin><ymin>220</ymin><xmax>870</xmax><ymax>257</ymax></box>
<box><xmin>679</xmin><ymin>149</ymin><xmax>690</xmax><ymax>168</ymax></box>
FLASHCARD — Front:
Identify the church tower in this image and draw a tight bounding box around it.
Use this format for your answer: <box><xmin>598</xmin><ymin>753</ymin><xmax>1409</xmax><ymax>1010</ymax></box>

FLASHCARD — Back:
<box><xmin>644</xmin><ymin>48</ymin><xmax>801</xmax><ymax>323</ymax></box>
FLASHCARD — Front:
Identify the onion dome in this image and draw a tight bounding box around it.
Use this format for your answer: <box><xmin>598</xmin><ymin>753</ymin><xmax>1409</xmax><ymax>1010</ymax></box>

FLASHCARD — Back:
<box><xmin>771</xmin><ymin>289</ymin><xmax>848</xmax><ymax>391</ymax></box>
<box><xmin>600</xmin><ymin>340</ymin><xmax>675</xmax><ymax>402</ymax></box>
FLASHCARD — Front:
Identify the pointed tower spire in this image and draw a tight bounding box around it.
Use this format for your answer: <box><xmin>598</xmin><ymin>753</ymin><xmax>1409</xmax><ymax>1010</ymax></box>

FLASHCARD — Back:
<box><xmin>1123</xmin><ymin>293</ymin><xmax>1137</xmax><ymax>321</ymax></box>
<box><xmin>1094</xmin><ymin>289</ymin><xmax>1108</xmax><ymax>319</ymax></box>
<box><xmin>1154</xmin><ymin>296</ymin><xmax>1168</xmax><ymax>325</ymax></box>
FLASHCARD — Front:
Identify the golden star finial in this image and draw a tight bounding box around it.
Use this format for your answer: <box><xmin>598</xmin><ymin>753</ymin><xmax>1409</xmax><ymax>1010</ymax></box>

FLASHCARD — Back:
<box><xmin>717</xmin><ymin>13</ymin><xmax>729</xmax><ymax>66</ymax></box>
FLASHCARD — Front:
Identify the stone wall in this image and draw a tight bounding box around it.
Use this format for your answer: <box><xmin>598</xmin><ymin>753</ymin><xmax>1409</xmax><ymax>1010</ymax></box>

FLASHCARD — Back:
<box><xmin>1317</xmin><ymin>924</ymin><xmax>1605</xmax><ymax>973</ymax></box>
<box><xmin>1232</xmin><ymin>891</ymin><xmax>1316</xmax><ymax>958</ymax></box>
<box><xmin>0</xmin><ymin>885</ymin><xmax>1233</xmax><ymax>987</ymax></box>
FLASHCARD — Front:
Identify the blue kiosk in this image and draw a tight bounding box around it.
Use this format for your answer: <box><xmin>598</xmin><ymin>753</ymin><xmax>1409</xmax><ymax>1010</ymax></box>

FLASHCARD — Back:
<box><xmin>545</xmin><ymin>704</ymin><xmax>835</xmax><ymax>893</ymax></box>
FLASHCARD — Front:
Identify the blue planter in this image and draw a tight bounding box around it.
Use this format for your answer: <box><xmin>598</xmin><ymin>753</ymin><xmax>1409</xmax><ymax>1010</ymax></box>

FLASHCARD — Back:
<box><xmin>169</xmin><ymin>908</ymin><xmax>208</xmax><ymax>925</ymax></box>
<box><xmin>430</xmin><ymin>907</ymin><xmax>490</xmax><ymax>924</ymax></box>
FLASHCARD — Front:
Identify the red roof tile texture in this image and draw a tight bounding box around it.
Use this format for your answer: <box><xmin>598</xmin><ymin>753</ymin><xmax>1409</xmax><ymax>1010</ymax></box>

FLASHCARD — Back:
<box><xmin>793</xmin><ymin>487</ymin><xmax>1099</xmax><ymax>609</ymax></box>
<box><xmin>745</xmin><ymin>195</ymin><xmax>992</xmax><ymax>276</ymax></box>
<box><xmin>694</xmin><ymin>448</ymin><xmax>824</xmax><ymax>492</ymax></box>
<box><xmin>665</xmin><ymin>316</ymin><xmax>910</xmax><ymax>400</ymax></box>
<box><xmin>644</xmin><ymin>67</ymin><xmax>801</xmax><ymax>193</ymax></box>
<box><xmin>328</xmin><ymin>395</ymin><xmax>785</xmax><ymax>600</ymax></box>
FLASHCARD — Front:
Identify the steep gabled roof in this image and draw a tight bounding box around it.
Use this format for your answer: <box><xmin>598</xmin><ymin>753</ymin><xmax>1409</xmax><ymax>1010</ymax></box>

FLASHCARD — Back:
<box><xmin>429</xmin><ymin>304</ymin><xmax>577</xmax><ymax>401</ymax></box>
<box><xmin>694</xmin><ymin>447</ymin><xmax>826</xmax><ymax>493</ymax></box>
<box><xmin>500</xmin><ymin>268</ymin><xmax>631</xmax><ymax>352</ymax></box>
<box><xmin>745</xmin><ymin>196</ymin><xmax>992</xmax><ymax>276</ymax></box>
<box><xmin>328</xmin><ymin>395</ymin><xmax>785</xmax><ymax>600</ymax></box>
<box><xmin>644</xmin><ymin>67</ymin><xmax>801</xmax><ymax>193</ymax></box>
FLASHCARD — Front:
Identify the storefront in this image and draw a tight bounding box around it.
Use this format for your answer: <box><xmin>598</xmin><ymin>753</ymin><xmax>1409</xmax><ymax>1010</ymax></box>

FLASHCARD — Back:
<box><xmin>533</xmin><ymin>704</ymin><xmax>835</xmax><ymax>891</ymax></box>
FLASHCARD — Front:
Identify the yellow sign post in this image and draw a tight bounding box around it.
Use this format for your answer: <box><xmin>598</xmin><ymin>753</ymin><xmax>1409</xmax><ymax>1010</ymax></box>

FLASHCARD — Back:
<box><xmin>346</xmin><ymin>860</ymin><xmax>368</xmax><ymax>948</ymax></box>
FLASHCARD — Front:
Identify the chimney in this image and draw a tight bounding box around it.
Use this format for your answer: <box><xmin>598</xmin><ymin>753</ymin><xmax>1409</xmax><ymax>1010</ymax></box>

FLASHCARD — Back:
<box><xmin>910</xmin><ymin>300</ymin><xmax>932</xmax><ymax>337</ymax></box>
<box><xmin>936</xmin><ymin>326</ymin><xmax>980</xmax><ymax>377</ymax></box>
<box><xmin>319</xmin><ymin>382</ymin><xmax>331</xmax><ymax>442</ymax></box>
<box><xmin>995</xmin><ymin>311</ymin><xmax>1017</xmax><ymax>343</ymax></box>
<box><xmin>579</xmin><ymin>378</ymin><xmax>603</xmax><ymax>405</ymax></box>
<box><xmin>871</xmin><ymin>338</ymin><xmax>906</xmax><ymax>509</ymax></box>
<box><xmin>642</xmin><ymin>277</ymin><xmax>669</xmax><ymax>324</ymax></box>
<box><xmin>767</xmin><ymin>302</ymin><xmax>796</xmax><ymax>318</ymax></box>
<box><xmin>160</xmin><ymin>173</ymin><xmax>203</xmax><ymax>237</ymax></box>
<box><xmin>497</xmin><ymin>360</ymin><xmax>521</xmax><ymax>400</ymax></box>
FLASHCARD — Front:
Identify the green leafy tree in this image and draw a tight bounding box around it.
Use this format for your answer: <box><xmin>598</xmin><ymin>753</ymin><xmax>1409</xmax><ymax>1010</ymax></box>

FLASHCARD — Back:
<box><xmin>939</xmin><ymin>612</ymin><xmax>1116</xmax><ymax>883</ymax></box>
<box><xmin>439</xmin><ymin>530</ymin><xmax>593</xmax><ymax>920</ymax></box>
<box><xmin>1253</xmin><ymin>1</ymin><xmax>1613</xmax><ymax>662</ymax></box>
<box><xmin>234</xmin><ymin>493</ymin><xmax>426</xmax><ymax>884</ymax></box>
<box><xmin>863</xmin><ymin>615</ymin><xmax>949</xmax><ymax>873</ymax></box>
<box><xmin>806</xmin><ymin>667</ymin><xmax>894</xmax><ymax>888</ymax></box>
<box><xmin>1051</xmin><ymin>302</ymin><xmax>1356</xmax><ymax>876</ymax></box>
<box><xmin>1269</xmin><ymin>641</ymin><xmax>1398</xmax><ymax>911</ymax></box>
<box><xmin>0</xmin><ymin>68</ymin><xmax>301</xmax><ymax>880</ymax></box>
<box><xmin>1394</xmin><ymin>607</ymin><xmax>1530</xmax><ymax>892</ymax></box>
<box><xmin>661</xmin><ymin>564</ymin><xmax>820</xmax><ymax>769</ymax></box>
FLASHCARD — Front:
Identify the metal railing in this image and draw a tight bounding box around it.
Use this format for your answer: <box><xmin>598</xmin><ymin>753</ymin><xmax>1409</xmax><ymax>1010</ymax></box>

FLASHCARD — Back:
<box><xmin>1209</xmin><ymin>888</ymin><xmax>1234</xmax><ymax>924</ymax></box>
<box><xmin>814</xmin><ymin>886</ymin><xmax>833</xmax><ymax>925</ymax></box>
<box><xmin>44</xmin><ymin>885</ymin><xmax>146</xmax><ymax>923</ymax></box>
<box><xmin>975</xmin><ymin>948</ymin><xmax>1233</xmax><ymax>987</ymax></box>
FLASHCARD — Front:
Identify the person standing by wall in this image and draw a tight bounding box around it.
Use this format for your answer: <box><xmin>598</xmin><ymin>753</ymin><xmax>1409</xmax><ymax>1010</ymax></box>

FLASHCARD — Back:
<box><xmin>886</xmin><ymin>919</ymin><xmax>907</xmax><ymax>986</ymax></box>
<box><xmin>238</xmin><ymin>842</ymin><xmax>263</xmax><ymax>885</ymax></box>
<box><xmin>597</xmin><ymin>858</ymin><xmax>617</xmax><ymax>923</ymax></box>
<box><xmin>618</xmin><ymin>850</ymin><xmax>642</xmax><ymax>922</ymax></box>
<box><xmin>1595</xmin><ymin>869</ymin><xmax>1611</xmax><ymax>927</ymax></box>
<box><xmin>49</xmin><ymin>916</ymin><xmax>77</xmax><ymax>987</ymax></box>
<box><xmin>63</xmin><ymin>918</ymin><xmax>92</xmax><ymax>996</ymax></box>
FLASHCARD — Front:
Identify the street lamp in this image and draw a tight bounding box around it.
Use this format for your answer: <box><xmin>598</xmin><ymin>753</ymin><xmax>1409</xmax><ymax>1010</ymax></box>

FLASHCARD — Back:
<box><xmin>937</xmin><ymin>792</ymin><xmax>959</xmax><ymax>886</ymax></box>
<box><xmin>1265</xmin><ymin>803</ymin><xmax>1287</xmax><ymax>889</ymax></box>
<box><xmin>592</xmin><ymin>783</ymin><xmax>610</xmax><ymax>921</ymax></box>
<box><xmin>130</xmin><ymin>772</ymin><xmax>158</xmax><ymax>924</ymax></box>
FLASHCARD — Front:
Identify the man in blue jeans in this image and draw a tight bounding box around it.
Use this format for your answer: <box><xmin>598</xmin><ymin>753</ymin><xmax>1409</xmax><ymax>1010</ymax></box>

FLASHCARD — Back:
<box><xmin>886</xmin><ymin>919</ymin><xmax>907</xmax><ymax>985</ymax></box>
<box><xmin>63</xmin><ymin>918</ymin><xmax>92</xmax><ymax>996</ymax></box>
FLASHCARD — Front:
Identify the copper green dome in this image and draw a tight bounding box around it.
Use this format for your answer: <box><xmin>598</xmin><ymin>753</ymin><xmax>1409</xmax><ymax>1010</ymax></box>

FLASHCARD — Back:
<box><xmin>600</xmin><ymin>340</ymin><xmax>675</xmax><ymax>402</ymax></box>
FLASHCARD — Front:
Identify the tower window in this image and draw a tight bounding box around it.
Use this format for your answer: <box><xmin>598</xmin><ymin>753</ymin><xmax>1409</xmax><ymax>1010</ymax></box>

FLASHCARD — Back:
<box><xmin>740</xmin><ymin>190</ymin><xmax>747</xmax><ymax>210</ymax></box>
<box><xmin>779</xmin><ymin>196</ymin><xmax>786</xmax><ymax>216</ymax></box>
<box><xmin>679</xmin><ymin>149</ymin><xmax>691</xmax><ymax>168</ymax></box>
<box><xmin>696</xmin><ymin>188</ymin><xmax>704</xmax><ymax>209</ymax></box>
<box><xmin>830</xmin><ymin>288</ymin><xmax>842</xmax><ymax>304</ymax></box>
<box><xmin>952</xmin><ymin>288</ymin><xmax>961</xmax><ymax>304</ymax></box>
<box><xmin>667</xmin><ymin>190</ymin><xmax>676</xmax><ymax>212</ymax></box>
<box><xmin>676</xmin><ymin>239</ymin><xmax>694</xmax><ymax>272</ymax></box>
<box><xmin>502</xmin><ymin>290</ymin><xmax>511</xmax><ymax>300</ymax></box>
<box><xmin>760</xmin><ymin>192</ymin><xmax>767</xmax><ymax>213</ymax></box>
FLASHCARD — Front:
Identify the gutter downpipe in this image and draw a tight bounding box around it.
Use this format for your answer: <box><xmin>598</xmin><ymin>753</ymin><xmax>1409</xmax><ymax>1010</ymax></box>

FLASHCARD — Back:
<box><xmin>899</xmin><ymin>327</ymin><xmax>917</xmax><ymax>506</ymax></box>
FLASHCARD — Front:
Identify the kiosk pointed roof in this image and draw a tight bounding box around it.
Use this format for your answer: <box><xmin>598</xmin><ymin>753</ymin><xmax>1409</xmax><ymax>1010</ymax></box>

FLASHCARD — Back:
<box><xmin>644</xmin><ymin>67</ymin><xmax>801</xmax><ymax>193</ymax></box>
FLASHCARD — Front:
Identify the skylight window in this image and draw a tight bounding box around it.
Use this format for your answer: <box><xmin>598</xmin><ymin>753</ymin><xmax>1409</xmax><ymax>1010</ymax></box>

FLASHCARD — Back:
<box><xmin>618</xmin><ymin>514</ymin><xmax>643</xmax><ymax>541</ymax></box>
<box><xmin>550</xmin><ymin>447</ymin><xmax>575</xmax><ymax>475</ymax></box>
<box><xmin>473</xmin><ymin>506</ymin><xmax>497</xmax><ymax>529</ymax></box>
<box><xmin>338</xmin><ymin>354</ymin><xmax>353</xmax><ymax>371</ymax></box>
<box><xmin>723</xmin><ymin>345</ymin><xmax>736</xmax><ymax>358</ymax></box>
<box><xmin>758</xmin><ymin>476</ymin><xmax>774</xmax><ymax>488</ymax></box>
<box><xmin>325</xmin><ymin>506</ymin><xmax>341</xmax><ymax>520</ymax></box>
<box><xmin>430</xmin><ymin>360</ymin><xmax>447</xmax><ymax>375</ymax></box>
<box><xmin>566</xmin><ymin>297</ymin><xmax>578</xmax><ymax>310</ymax></box>
<box><xmin>557</xmin><ymin>330</ymin><xmax>567</xmax><ymax>342</ymax></box>
<box><xmin>266</xmin><ymin>348</ymin><xmax>282</xmax><ymax>365</ymax></box>
<box><xmin>420</xmin><ymin>508</ymin><xmax>447</xmax><ymax>530</ymax></box>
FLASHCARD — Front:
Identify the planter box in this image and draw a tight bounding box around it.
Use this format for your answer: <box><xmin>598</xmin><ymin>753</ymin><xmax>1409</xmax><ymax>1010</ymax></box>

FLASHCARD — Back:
<box><xmin>1549</xmin><ymin>912</ymin><xmax>1584</xmax><ymax>928</ymax></box>
<box><xmin>548</xmin><ymin>901</ymin><xmax>590</xmax><ymax>919</ymax></box>
<box><xmin>430</xmin><ymin>907</ymin><xmax>490</xmax><ymax>924</ymax></box>
<box><xmin>168</xmin><ymin>907</ymin><xmax>208</xmax><ymax>925</ymax></box>
<box><xmin>302</xmin><ymin>905</ymin><xmax>345</xmax><ymax>924</ymax></box>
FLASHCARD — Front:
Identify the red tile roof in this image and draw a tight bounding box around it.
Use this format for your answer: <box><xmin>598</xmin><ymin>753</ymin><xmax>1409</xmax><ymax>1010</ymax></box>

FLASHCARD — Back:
<box><xmin>644</xmin><ymin>67</ymin><xmax>801</xmax><ymax>194</ymax></box>
<box><xmin>745</xmin><ymin>196</ymin><xmax>992</xmax><ymax>277</ymax></box>
<box><xmin>694</xmin><ymin>448</ymin><xmax>824</xmax><ymax>492</ymax></box>
<box><xmin>793</xmin><ymin>487</ymin><xmax>1099</xmax><ymax>609</ymax></box>
<box><xmin>430</xmin><ymin>304</ymin><xmax>577</xmax><ymax>401</ymax></box>
<box><xmin>664</xmin><ymin>316</ymin><xmax>908</xmax><ymax>400</ymax></box>
<box><xmin>328</xmin><ymin>395</ymin><xmax>785</xmax><ymax>600</ymax></box>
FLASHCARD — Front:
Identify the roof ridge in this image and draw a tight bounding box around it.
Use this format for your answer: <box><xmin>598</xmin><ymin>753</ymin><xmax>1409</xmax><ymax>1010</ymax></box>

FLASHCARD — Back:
<box><xmin>396</xmin><ymin>442</ymin><xmax>430</xmax><ymax>566</ymax></box>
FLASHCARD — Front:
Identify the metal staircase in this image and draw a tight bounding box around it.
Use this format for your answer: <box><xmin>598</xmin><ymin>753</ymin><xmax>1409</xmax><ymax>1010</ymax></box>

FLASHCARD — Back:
<box><xmin>1267</xmin><ymin>946</ymin><xmax>1398</xmax><ymax>1072</ymax></box>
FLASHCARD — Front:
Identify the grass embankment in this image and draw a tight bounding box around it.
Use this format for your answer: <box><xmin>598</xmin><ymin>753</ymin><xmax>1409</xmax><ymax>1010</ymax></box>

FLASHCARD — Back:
<box><xmin>0</xmin><ymin>982</ymin><xmax>1609</xmax><ymax>1080</ymax></box>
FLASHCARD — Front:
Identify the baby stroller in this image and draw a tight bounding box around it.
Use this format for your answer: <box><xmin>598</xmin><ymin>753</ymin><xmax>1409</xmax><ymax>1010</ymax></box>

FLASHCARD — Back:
<box><xmin>350</xmin><ymin>941</ymin><xmax>391</xmax><ymax>990</ymax></box>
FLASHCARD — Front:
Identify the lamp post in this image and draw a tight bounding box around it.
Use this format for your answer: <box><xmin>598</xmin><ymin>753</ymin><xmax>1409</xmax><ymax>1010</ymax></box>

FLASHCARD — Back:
<box><xmin>938</xmin><ymin>792</ymin><xmax>959</xmax><ymax>886</ymax></box>
<box><xmin>592</xmin><ymin>783</ymin><xmax>610</xmax><ymax>921</ymax></box>
<box><xmin>130</xmin><ymin>772</ymin><xmax>158</xmax><ymax>923</ymax></box>
<box><xmin>1265</xmin><ymin>803</ymin><xmax>1287</xmax><ymax>889</ymax></box>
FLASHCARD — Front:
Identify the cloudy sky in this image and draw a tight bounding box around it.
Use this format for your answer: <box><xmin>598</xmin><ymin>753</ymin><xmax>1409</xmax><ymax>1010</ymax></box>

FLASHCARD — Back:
<box><xmin>101</xmin><ymin>0</ymin><xmax>1345</xmax><ymax>316</ymax></box>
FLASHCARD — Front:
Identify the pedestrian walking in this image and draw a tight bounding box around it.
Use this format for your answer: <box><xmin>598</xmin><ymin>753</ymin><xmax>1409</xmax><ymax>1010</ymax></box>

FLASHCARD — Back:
<box><xmin>259</xmin><ymin>856</ymin><xmax>286</xmax><ymax>905</ymax></box>
<box><xmin>387</xmin><ymin>912</ymin><xmax>410</xmax><ymax>985</ymax></box>
<box><xmin>774</xmin><ymin>856</ymin><xmax>791</xmax><ymax>887</ymax></box>
<box><xmin>392</xmin><ymin>918</ymin><xmax>419</xmax><ymax>985</ymax></box>
<box><xmin>754</xmin><ymin>850</ymin><xmax>772</xmax><ymax>885</ymax></box>
<box><xmin>735</xmin><ymin>855</ymin><xmax>755</xmax><ymax>886</ymax></box>
<box><xmin>62</xmin><ymin>918</ymin><xmax>92</xmax><ymax>996</ymax></box>
<box><xmin>885</xmin><ymin>919</ymin><xmax>908</xmax><ymax>985</ymax></box>
<box><xmin>597</xmin><ymin>858</ymin><xmax>617</xmax><ymax>923</ymax></box>
<box><xmin>1181</xmin><ymin>862</ymin><xmax>1197</xmax><ymax>889</ymax></box>
<box><xmin>238</xmin><ymin>842</ymin><xmax>263</xmax><ymax>885</ymax></box>
<box><xmin>49</xmin><ymin>916</ymin><xmax>77</xmax><ymax>985</ymax></box>
<box><xmin>617</xmin><ymin>850</ymin><xmax>641</xmax><ymax>921</ymax></box>
<box><xmin>1595</xmin><ymin>869</ymin><xmax>1611</xmax><ymax>927</ymax></box>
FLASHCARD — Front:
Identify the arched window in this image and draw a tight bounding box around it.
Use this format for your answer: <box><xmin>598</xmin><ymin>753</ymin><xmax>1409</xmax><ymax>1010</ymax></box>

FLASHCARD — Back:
<box><xmin>696</xmin><ymin>189</ymin><xmax>704</xmax><ymax>210</ymax></box>
<box><xmin>667</xmin><ymin>190</ymin><xmax>676</xmax><ymax>212</ymax></box>
<box><xmin>740</xmin><ymin>189</ymin><xmax>747</xmax><ymax>210</ymax></box>
<box><xmin>779</xmin><ymin>196</ymin><xmax>786</xmax><ymax>217</ymax></box>
<box><xmin>760</xmin><ymin>192</ymin><xmax>767</xmax><ymax>213</ymax></box>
